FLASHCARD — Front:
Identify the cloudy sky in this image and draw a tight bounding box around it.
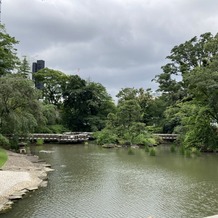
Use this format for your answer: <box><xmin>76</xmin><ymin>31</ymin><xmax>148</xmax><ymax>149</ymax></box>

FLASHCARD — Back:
<box><xmin>2</xmin><ymin>0</ymin><xmax>218</xmax><ymax>99</ymax></box>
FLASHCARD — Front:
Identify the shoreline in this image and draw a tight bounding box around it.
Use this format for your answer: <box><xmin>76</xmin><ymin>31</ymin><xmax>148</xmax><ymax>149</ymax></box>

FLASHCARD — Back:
<box><xmin>0</xmin><ymin>150</ymin><xmax>54</xmax><ymax>213</ymax></box>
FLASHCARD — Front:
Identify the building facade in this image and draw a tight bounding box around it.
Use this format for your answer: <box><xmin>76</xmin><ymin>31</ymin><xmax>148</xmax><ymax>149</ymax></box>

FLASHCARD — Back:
<box><xmin>32</xmin><ymin>60</ymin><xmax>45</xmax><ymax>89</ymax></box>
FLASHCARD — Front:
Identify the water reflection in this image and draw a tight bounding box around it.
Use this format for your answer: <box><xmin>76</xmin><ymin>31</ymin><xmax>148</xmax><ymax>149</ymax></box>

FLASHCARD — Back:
<box><xmin>1</xmin><ymin>144</ymin><xmax>218</xmax><ymax>218</ymax></box>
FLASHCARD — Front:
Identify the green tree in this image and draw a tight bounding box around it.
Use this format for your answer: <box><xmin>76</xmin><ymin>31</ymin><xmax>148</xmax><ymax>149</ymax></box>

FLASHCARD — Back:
<box><xmin>0</xmin><ymin>75</ymin><xmax>44</xmax><ymax>137</ymax></box>
<box><xmin>63</xmin><ymin>75</ymin><xmax>115</xmax><ymax>131</ymax></box>
<box><xmin>0</xmin><ymin>24</ymin><xmax>19</xmax><ymax>76</ymax></box>
<box><xmin>154</xmin><ymin>32</ymin><xmax>218</xmax><ymax>102</ymax></box>
<box><xmin>17</xmin><ymin>56</ymin><xmax>30</xmax><ymax>78</ymax></box>
<box><xmin>33</xmin><ymin>68</ymin><xmax>69</xmax><ymax>107</ymax></box>
<box><xmin>102</xmin><ymin>90</ymin><xmax>156</xmax><ymax>145</ymax></box>
<box><xmin>116</xmin><ymin>87</ymin><xmax>166</xmax><ymax>128</ymax></box>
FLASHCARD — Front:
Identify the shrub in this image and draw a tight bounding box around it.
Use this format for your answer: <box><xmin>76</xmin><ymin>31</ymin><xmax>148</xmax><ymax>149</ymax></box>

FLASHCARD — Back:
<box><xmin>144</xmin><ymin>145</ymin><xmax>149</xmax><ymax>152</ymax></box>
<box><xmin>128</xmin><ymin>148</ymin><xmax>134</xmax><ymax>155</ymax></box>
<box><xmin>48</xmin><ymin>125</ymin><xmax>69</xmax><ymax>134</ymax></box>
<box><xmin>179</xmin><ymin>145</ymin><xmax>185</xmax><ymax>155</ymax></box>
<box><xmin>170</xmin><ymin>144</ymin><xmax>176</xmax><ymax>153</ymax></box>
<box><xmin>0</xmin><ymin>134</ymin><xmax>10</xmax><ymax>149</ymax></box>
<box><xmin>149</xmin><ymin>147</ymin><xmax>156</xmax><ymax>156</ymax></box>
<box><xmin>93</xmin><ymin>129</ymin><xmax>118</xmax><ymax>145</ymax></box>
<box><xmin>0</xmin><ymin>148</ymin><xmax>8</xmax><ymax>167</ymax></box>
<box><xmin>36</xmin><ymin>138</ymin><xmax>44</xmax><ymax>145</ymax></box>
<box><xmin>185</xmin><ymin>149</ymin><xmax>191</xmax><ymax>158</ymax></box>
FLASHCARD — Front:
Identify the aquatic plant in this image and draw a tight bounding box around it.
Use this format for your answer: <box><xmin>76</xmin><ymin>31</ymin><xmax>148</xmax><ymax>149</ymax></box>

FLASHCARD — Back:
<box><xmin>36</xmin><ymin>138</ymin><xmax>44</xmax><ymax>145</ymax></box>
<box><xmin>170</xmin><ymin>144</ymin><xmax>176</xmax><ymax>153</ymax></box>
<box><xmin>149</xmin><ymin>147</ymin><xmax>156</xmax><ymax>156</ymax></box>
<box><xmin>128</xmin><ymin>148</ymin><xmax>134</xmax><ymax>155</ymax></box>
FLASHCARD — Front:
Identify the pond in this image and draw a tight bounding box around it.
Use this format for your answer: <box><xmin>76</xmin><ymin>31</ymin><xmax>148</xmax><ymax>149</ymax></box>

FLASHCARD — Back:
<box><xmin>1</xmin><ymin>144</ymin><xmax>218</xmax><ymax>218</ymax></box>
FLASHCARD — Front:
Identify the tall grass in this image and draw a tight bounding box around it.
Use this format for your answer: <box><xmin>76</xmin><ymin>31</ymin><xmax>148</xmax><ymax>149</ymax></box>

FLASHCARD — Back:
<box><xmin>36</xmin><ymin>138</ymin><xmax>44</xmax><ymax>145</ymax></box>
<box><xmin>0</xmin><ymin>148</ymin><xmax>8</xmax><ymax>167</ymax></box>
<box><xmin>149</xmin><ymin>147</ymin><xmax>156</xmax><ymax>156</ymax></box>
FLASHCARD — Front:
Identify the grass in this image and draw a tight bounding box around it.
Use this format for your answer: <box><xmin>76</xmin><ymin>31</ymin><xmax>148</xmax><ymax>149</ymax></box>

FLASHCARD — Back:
<box><xmin>0</xmin><ymin>148</ymin><xmax>8</xmax><ymax>167</ymax></box>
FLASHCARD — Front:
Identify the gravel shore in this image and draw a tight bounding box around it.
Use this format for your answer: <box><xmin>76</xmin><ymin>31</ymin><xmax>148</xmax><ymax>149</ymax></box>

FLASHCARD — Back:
<box><xmin>0</xmin><ymin>150</ymin><xmax>53</xmax><ymax>213</ymax></box>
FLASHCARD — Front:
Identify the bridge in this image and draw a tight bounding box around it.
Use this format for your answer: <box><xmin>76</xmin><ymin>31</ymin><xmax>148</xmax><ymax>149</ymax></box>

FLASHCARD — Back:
<box><xmin>153</xmin><ymin>134</ymin><xmax>178</xmax><ymax>141</ymax></box>
<box><xmin>19</xmin><ymin>132</ymin><xmax>93</xmax><ymax>144</ymax></box>
<box><xmin>18</xmin><ymin>133</ymin><xmax>178</xmax><ymax>144</ymax></box>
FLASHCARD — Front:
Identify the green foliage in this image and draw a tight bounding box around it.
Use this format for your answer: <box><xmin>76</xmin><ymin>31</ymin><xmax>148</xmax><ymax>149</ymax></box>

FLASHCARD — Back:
<box><xmin>33</xmin><ymin>68</ymin><xmax>69</xmax><ymax>107</ymax></box>
<box><xmin>179</xmin><ymin>145</ymin><xmax>185</xmax><ymax>155</ymax></box>
<box><xmin>149</xmin><ymin>147</ymin><xmax>156</xmax><ymax>156</ymax></box>
<box><xmin>48</xmin><ymin>125</ymin><xmax>68</xmax><ymax>134</ymax></box>
<box><xmin>63</xmin><ymin>76</ymin><xmax>115</xmax><ymax>132</ymax></box>
<box><xmin>0</xmin><ymin>24</ymin><xmax>20</xmax><ymax>76</ymax></box>
<box><xmin>144</xmin><ymin>145</ymin><xmax>149</xmax><ymax>152</ymax></box>
<box><xmin>170</xmin><ymin>144</ymin><xmax>176</xmax><ymax>153</ymax></box>
<box><xmin>116</xmin><ymin>87</ymin><xmax>167</xmax><ymax>127</ymax></box>
<box><xmin>0</xmin><ymin>75</ymin><xmax>45</xmax><ymax>136</ymax></box>
<box><xmin>94</xmin><ymin>87</ymin><xmax>157</xmax><ymax>146</ymax></box>
<box><xmin>0</xmin><ymin>148</ymin><xmax>8</xmax><ymax>167</ymax></box>
<box><xmin>36</xmin><ymin>138</ymin><xmax>44</xmax><ymax>145</ymax></box>
<box><xmin>145</xmin><ymin>126</ymin><xmax>163</xmax><ymax>133</ymax></box>
<box><xmin>154</xmin><ymin>32</ymin><xmax>218</xmax><ymax>151</ymax></box>
<box><xmin>184</xmin><ymin>149</ymin><xmax>191</xmax><ymax>158</ymax></box>
<box><xmin>0</xmin><ymin>134</ymin><xmax>10</xmax><ymax>149</ymax></box>
<box><xmin>154</xmin><ymin>32</ymin><xmax>218</xmax><ymax>102</ymax></box>
<box><xmin>93</xmin><ymin>129</ymin><xmax>118</xmax><ymax>145</ymax></box>
<box><xmin>17</xmin><ymin>56</ymin><xmax>30</xmax><ymax>78</ymax></box>
<box><xmin>128</xmin><ymin>148</ymin><xmax>134</xmax><ymax>155</ymax></box>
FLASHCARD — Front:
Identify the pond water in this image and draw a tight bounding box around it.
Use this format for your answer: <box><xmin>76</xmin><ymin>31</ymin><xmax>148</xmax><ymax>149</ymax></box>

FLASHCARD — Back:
<box><xmin>1</xmin><ymin>144</ymin><xmax>218</xmax><ymax>218</ymax></box>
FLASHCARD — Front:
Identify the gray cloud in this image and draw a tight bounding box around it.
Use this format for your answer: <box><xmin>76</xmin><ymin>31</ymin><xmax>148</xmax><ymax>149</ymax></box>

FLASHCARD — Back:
<box><xmin>3</xmin><ymin>0</ymin><xmax>218</xmax><ymax>98</ymax></box>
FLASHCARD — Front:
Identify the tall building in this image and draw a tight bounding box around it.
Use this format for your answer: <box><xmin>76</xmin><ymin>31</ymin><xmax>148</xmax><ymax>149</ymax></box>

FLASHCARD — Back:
<box><xmin>32</xmin><ymin>60</ymin><xmax>45</xmax><ymax>89</ymax></box>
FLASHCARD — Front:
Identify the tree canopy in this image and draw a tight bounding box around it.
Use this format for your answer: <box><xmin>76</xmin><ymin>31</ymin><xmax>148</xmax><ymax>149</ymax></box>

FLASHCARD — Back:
<box><xmin>63</xmin><ymin>75</ymin><xmax>115</xmax><ymax>131</ymax></box>
<box><xmin>0</xmin><ymin>24</ymin><xmax>19</xmax><ymax>76</ymax></box>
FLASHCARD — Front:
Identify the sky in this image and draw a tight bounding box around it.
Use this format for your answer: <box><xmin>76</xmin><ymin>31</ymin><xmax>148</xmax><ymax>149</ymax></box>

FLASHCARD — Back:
<box><xmin>2</xmin><ymin>0</ymin><xmax>218</xmax><ymax>99</ymax></box>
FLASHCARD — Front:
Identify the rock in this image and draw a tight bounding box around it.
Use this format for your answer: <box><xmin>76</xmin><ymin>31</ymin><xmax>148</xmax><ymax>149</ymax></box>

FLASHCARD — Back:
<box><xmin>8</xmin><ymin>195</ymin><xmax>23</xmax><ymax>200</ymax></box>
<box><xmin>38</xmin><ymin>172</ymin><xmax>48</xmax><ymax>180</ymax></box>
<box><xmin>39</xmin><ymin>181</ymin><xmax>48</xmax><ymax>188</ymax></box>
<box><xmin>44</xmin><ymin>167</ymin><xmax>55</xmax><ymax>172</ymax></box>
<box><xmin>102</xmin><ymin>144</ymin><xmax>115</xmax><ymax>148</ymax></box>
<box><xmin>39</xmin><ymin>150</ymin><xmax>54</xmax><ymax>154</ymax></box>
<box><xmin>42</xmin><ymin>163</ymin><xmax>52</xmax><ymax>168</ymax></box>
<box><xmin>26</xmin><ymin>187</ymin><xmax>38</xmax><ymax>191</ymax></box>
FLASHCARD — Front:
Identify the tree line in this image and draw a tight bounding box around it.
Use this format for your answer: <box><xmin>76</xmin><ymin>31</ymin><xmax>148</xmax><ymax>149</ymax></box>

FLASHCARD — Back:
<box><xmin>0</xmin><ymin>24</ymin><xmax>217</xmax><ymax>152</ymax></box>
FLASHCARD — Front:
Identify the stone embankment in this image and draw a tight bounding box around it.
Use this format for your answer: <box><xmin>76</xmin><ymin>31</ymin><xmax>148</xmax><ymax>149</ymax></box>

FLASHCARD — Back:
<box><xmin>0</xmin><ymin>151</ymin><xmax>54</xmax><ymax>213</ymax></box>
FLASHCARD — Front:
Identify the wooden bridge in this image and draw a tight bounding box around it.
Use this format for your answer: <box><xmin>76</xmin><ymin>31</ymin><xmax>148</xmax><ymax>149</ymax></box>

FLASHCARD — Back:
<box><xmin>153</xmin><ymin>134</ymin><xmax>178</xmax><ymax>141</ymax></box>
<box><xmin>17</xmin><ymin>133</ymin><xmax>177</xmax><ymax>144</ymax></box>
<box><xmin>19</xmin><ymin>132</ymin><xmax>93</xmax><ymax>144</ymax></box>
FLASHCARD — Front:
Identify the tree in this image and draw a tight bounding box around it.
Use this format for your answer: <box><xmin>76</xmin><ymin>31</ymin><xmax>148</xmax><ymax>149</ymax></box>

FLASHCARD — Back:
<box><xmin>0</xmin><ymin>74</ymin><xmax>44</xmax><ymax>137</ymax></box>
<box><xmin>154</xmin><ymin>32</ymin><xmax>218</xmax><ymax>102</ymax></box>
<box><xmin>154</xmin><ymin>33</ymin><xmax>218</xmax><ymax>150</ymax></box>
<box><xmin>116</xmin><ymin>87</ymin><xmax>166</xmax><ymax>128</ymax></box>
<box><xmin>17</xmin><ymin>56</ymin><xmax>31</xmax><ymax>78</ymax></box>
<box><xmin>101</xmin><ymin>89</ymin><xmax>156</xmax><ymax>145</ymax></box>
<box><xmin>33</xmin><ymin>68</ymin><xmax>69</xmax><ymax>107</ymax></box>
<box><xmin>63</xmin><ymin>75</ymin><xmax>115</xmax><ymax>131</ymax></box>
<box><xmin>0</xmin><ymin>24</ymin><xmax>19</xmax><ymax>76</ymax></box>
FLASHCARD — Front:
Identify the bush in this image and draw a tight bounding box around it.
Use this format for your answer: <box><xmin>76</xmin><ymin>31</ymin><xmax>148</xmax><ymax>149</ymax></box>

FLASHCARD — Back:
<box><xmin>170</xmin><ymin>144</ymin><xmax>176</xmax><ymax>153</ymax></box>
<box><xmin>93</xmin><ymin>129</ymin><xmax>118</xmax><ymax>145</ymax></box>
<box><xmin>179</xmin><ymin>145</ymin><xmax>185</xmax><ymax>155</ymax></box>
<box><xmin>149</xmin><ymin>147</ymin><xmax>156</xmax><ymax>156</ymax></box>
<box><xmin>0</xmin><ymin>134</ymin><xmax>10</xmax><ymax>149</ymax></box>
<box><xmin>48</xmin><ymin>125</ymin><xmax>69</xmax><ymax>134</ymax></box>
<box><xmin>128</xmin><ymin>148</ymin><xmax>134</xmax><ymax>155</ymax></box>
<box><xmin>144</xmin><ymin>145</ymin><xmax>149</xmax><ymax>152</ymax></box>
<box><xmin>185</xmin><ymin>149</ymin><xmax>191</xmax><ymax>158</ymax></box>
<box><xmin>36</xmin><ymin>138</ymin><xmax>44</xmax><ymax>145</ymax></box>
<box><xmin>0</xmin><ymin>148</ymin><xmax>8</xmax><ymax>167</ymax></box>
